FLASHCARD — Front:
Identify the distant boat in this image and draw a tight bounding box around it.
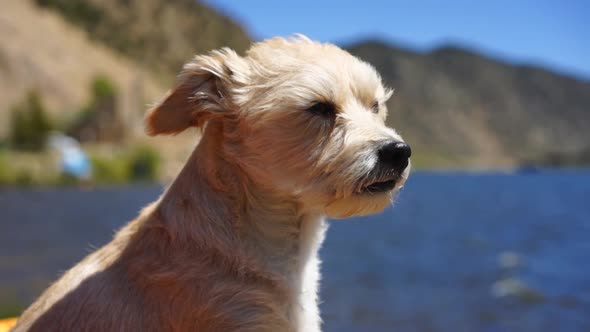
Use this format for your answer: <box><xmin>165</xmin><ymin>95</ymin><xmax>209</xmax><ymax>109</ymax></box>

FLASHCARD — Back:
<box><xmin>48</xmin><ymin>132</ymin><xmax>91</xmax><ymax>180</ymax></box>
<box><xmin>515</xmin><ymin>164</ymin><xmax>541</xmax><ymax>174</ymax></box>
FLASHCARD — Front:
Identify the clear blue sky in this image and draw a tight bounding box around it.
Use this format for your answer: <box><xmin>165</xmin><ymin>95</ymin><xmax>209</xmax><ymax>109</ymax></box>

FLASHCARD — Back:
<box><xmin>202</xmin><ymin>0</ymin><xmax>590</xmax><ymax>81</ymax></box>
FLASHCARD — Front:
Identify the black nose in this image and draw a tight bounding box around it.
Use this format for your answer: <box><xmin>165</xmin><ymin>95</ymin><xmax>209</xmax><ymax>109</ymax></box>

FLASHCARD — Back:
<box><xmin>378</xmin><ymin>141</ymin><xmax>411</xmax><ymax>172</ymax></box>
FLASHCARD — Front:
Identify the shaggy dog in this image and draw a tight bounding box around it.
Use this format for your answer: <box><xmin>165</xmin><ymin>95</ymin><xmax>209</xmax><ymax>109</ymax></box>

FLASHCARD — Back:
<box><xmin>12</xmin><ymin>35</ymin><xmax>411</xmax><ymax>332</ymax></box>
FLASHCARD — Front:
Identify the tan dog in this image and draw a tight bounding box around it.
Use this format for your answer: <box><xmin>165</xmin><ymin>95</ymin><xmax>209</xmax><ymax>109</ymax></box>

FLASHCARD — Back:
<box><xmin>12</xmin><ymin>35</ymin><xmax>411</xmax><ymax>332</ymax></box>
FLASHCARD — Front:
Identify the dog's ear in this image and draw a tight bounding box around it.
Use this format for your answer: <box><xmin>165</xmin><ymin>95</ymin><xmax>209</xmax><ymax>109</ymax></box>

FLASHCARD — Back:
<box><xmin>146</xmin><ymin>49</ymin><xmax>247</xmax><ymax>136</ymax></box>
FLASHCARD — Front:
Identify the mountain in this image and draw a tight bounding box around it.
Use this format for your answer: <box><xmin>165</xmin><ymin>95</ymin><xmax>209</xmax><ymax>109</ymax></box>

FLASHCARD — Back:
<box><xmin>34</xmin><ymin>0</ymin><xmax>251</xmax><ymax>82</ymax></box>
<box><xmin>346</xmin><ymin>41</ymin><xmax>590</xmax><ymax>168</ymax></box>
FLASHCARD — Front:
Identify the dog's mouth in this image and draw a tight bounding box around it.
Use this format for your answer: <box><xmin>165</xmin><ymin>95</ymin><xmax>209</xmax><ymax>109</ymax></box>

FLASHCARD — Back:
<box><xmin>359</xmin><ymin>178</ymin><xmax>398</xmax><ymax>194</ymax></box>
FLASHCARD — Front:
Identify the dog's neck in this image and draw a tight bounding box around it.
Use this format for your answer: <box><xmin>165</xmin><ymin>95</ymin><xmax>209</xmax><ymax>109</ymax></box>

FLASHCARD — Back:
<box><xmin>155</xmin><ymin>121</ymin><xmax>324</xmax><ymax>280</ymax></box>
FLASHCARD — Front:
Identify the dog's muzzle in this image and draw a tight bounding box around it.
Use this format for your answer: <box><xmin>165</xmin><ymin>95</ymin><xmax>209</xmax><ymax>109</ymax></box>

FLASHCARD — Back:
<box><xmin>358</xmin><ymin>140</ymin><xmax>411</xmax><ymax>194</ymax></box>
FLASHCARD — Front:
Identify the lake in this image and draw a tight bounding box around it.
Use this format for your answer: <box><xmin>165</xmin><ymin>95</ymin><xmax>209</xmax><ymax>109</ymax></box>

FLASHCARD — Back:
<box><xmin>1</xmin><ymin>170</ymin><xmax>589</xmax><ymax>331</ymax></box>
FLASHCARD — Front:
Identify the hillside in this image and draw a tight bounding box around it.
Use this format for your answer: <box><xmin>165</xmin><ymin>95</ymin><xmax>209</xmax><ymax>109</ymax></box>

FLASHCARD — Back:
<box><xmin>0</xmin><ymin>0</ymin><xmax>252</xmax><ymax>178</ymax></box>
<box><xmin>346</xmin><ymin>42</ymin><xmax>590</xmax><ymax>168</ymax></box>
<box><xmin>0</xmin><ymin>0</ymin><xmax>251</xmax><ymax>136</ymax></box>
<box><xmin>0</xmin><ymin>0</ymin><xmax>164</xmax><ymax>138</ymax></box>
<box><xmin>35</xmin><ymin>0</ymin><xmax>251</xmax><ymax>82</ymax></box>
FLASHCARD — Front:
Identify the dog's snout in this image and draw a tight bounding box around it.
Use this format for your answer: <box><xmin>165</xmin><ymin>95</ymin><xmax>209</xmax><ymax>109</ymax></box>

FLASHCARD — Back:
<box><xmin>377</xmin><ymin>141</ymin><xmax>411</xmax><ymax>172</ymax></box>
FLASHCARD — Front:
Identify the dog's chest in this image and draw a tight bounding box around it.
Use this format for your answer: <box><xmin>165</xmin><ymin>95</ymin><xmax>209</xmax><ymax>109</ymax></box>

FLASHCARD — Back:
<box><xmin>242</xmin><ymin>213</ymin><xmax>328</xmax><ymax>331</ymax></box>
<box><xmin>289</xmin><ymin>215</ymin><xmax>327</xmax><ymax>332</ymax></box>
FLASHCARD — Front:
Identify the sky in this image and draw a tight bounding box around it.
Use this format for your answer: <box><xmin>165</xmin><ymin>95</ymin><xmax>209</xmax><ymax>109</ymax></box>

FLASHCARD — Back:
<box><xmin>202</xmin><ymin>0</ymin><xmax>590</xmax><ymax>81</ymax></box>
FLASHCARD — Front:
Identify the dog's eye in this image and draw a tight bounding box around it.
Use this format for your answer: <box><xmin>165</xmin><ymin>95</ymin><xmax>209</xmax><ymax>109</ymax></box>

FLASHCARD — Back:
<box><xmin>307</xmin><ymin>102</ymin><xmax>335</xmax><ymax>117</ymax></box>
<box><xmin>371</xmin><ymin>101</ymin><xmax>380</xmax><ymax>114</ymax></box>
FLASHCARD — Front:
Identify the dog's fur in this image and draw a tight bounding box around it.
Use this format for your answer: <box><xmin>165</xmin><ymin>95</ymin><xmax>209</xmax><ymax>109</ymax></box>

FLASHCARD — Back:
<box><xmin>12</xmin><ymin>35</ymin><xmax>410</xmax><ymax>332</ymax></box>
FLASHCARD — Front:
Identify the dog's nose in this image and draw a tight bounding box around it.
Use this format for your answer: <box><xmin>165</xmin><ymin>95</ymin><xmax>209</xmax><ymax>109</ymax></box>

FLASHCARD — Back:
<box><xmin>378</xmin><ymin>141</ymin><xmax>411</xmax><ymax>172</ymax></box>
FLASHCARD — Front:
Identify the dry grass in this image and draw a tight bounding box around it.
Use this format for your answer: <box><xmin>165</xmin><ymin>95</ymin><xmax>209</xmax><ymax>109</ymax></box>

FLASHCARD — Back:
<box><xmin>0</xmin><ymin>0</ymin><xmax>164</xmax><ymax>138</ymax></box>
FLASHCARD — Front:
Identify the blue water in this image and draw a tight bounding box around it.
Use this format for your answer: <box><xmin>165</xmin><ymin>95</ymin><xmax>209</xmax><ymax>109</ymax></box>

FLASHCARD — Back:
<box><xmin>1</xmin><ymin>171</ymin><xmax>589</xmax><ymax>331</ymax></box>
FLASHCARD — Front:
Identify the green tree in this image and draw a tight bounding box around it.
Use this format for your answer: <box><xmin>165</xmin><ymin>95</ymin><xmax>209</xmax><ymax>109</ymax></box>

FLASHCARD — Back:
<box><xmin>10</xmin><ymin>91</ymin><xmax>53</xmax><ymax>151</ymax></box>
<box><xmin>66</xmin><ymin>75</ymin><xmax>122</xmax><ymax>142</ymax></box>
<box><xmin>10</xmin><ymin>106</ymin><xmax>28</xmax><ymax>149</ymax></box>
<box><xmin>92</xmin><ymin>75</ymin><xmax>117</xmax><ymax>100</ymax></box>
<box><xmin>28</xmin><ymin>92</ymin><xmax>52</xmax><ymax>148</ymax></box>
<box><xmin>128</xmin><ymin>146</ymin><xmax>160</xmax><ymax>181</ymax></box>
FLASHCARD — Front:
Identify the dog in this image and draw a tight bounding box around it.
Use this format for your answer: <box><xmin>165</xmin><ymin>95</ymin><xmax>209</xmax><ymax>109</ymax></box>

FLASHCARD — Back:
<box><xmin>12</xmin><ymin>35</ymin><xmax>411</xmax><ymax>332</ymax></box>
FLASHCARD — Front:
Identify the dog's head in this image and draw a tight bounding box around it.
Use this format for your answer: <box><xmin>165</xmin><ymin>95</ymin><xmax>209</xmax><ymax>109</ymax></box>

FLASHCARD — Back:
<box><xmin>147</xmin><ymin>36</ymin><xmax>410</xmax><ymax>218</ymax></box>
